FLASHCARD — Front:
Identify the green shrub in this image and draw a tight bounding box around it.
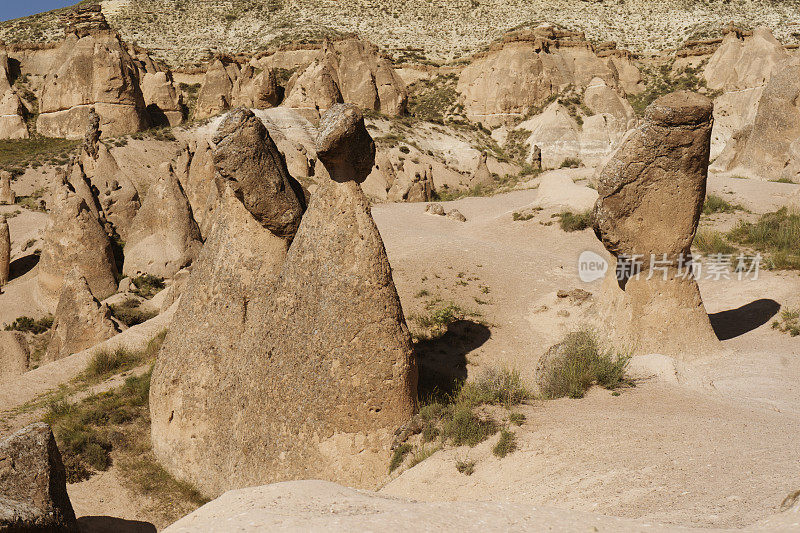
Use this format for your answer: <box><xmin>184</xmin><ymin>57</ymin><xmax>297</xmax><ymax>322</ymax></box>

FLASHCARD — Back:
<box><xmin>727</xmin><ymin>208</ymin><xmax>800</xmax><ymax>270</ymax></box>
<box><xmin>492</xmin><ymin>429</ymin><xmax>517</xmax><ymax>458</ymax></box>
<box><xmin>772</xmin><ymin>308</ymin><xmax>800</xmax><ymax>337</ymax></box>
<box><xmin>4</xmin><ymin>315</ymin><xmax>53</xmax><ymax>334</ymax></box>
<box><xmin>703</xmin><ymin>194</ymin><xmax>745</xmax><ymax>215</ymax></box>
<box><xmin>693</xmin><ymin>230</ymin><xmax>739</xmax><ymax>256</ymax></box>
<box><xmin>108</xmin><ymin>300</ymin><xmax>157</xmax><ymax>327</ymax></box>
<box><xmin>455</xmin><ymin>459</ymin><xmax>476</xmax><ymax>475</ymax></box>
<box><xmin>512</xmin><ymin>211</ymin><xmax>534</xmax><ymax>221</ymax></box>
<box><xmin>540</xmin><ymin>329</ymin><xmax>631</xmax><ymax>399</ymax></box>
<box><xmin>558</xmin><ymin>210</ymin><xmax>593</xmax><ymax>232</ymax></box>
<box><xmin>408</xmin><ymin>445</ymin><xmax>441</xmax><ymax>468</ymax></box>
<box><xmin>508</xmin><ymin>412</ymin><xmax>526</xmax><ymax>426</ymax></box>
<box><xmin>441</xmin><ymin>401</ymin><xmax>498</xmax><ymax>447</ymax></box>
<box><xmin>459</xmin><ymin>368</ymin><xmax>530</xmax><ymax>408</ymax></box>
<box><xmin>389</xmin><ymin>444</ymin><xmax>413</xmax><ymax>472</ymax></box>
<box><xmin>560</xmin><ymin>157</ymin><xmax>581</xmax><ymax>169</ymax></box>
<box><xmin>130</xmin><ymin>275</ymin><xmax>165</xmax><ymax>299</ymax></box>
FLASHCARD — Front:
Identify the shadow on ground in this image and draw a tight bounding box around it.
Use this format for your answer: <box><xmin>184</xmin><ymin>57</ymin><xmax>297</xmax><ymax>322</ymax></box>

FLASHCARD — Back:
<box><xmin>77</xmin><ymin>516</ymin><xmax>156</xmax><ymax>533</ymax></box>
<box><xmin>710</xmin><ymin>298</ymin><xmax>781</xmax><ymax>341</ymax></box>
<box><xmin>9</xmin><ymin>253</ymin><xmax>39</xmax><ymax>281</ymax></box>
<box><xmin>414</xmin><ymin>319</ymin><xmax>491</xmax><ymax>399</ymax></box>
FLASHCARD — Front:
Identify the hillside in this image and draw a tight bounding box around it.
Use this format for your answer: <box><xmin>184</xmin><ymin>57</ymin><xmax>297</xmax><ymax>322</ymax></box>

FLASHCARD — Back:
<box><xmin>2</xmin><ymin>0</ymin><xmax>800</xmax><ymax>66</ymax></box>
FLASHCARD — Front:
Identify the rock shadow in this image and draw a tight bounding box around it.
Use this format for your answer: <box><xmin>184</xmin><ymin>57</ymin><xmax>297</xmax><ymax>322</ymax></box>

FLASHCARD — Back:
<box><xmin>9</xmin><ymin>252</ymin><xmax>39</xmax><ymax>281</ymax></box>
<box><xmin>414</xmin><ymin>319</ymin><xmax>491</xmax><ymax>399</ymax></box>
<box><xmin>709</xmin><ymin>298</ymin><xmax>781</xmax><ymax>341</ymax></box>
<box><xmin>77</xmin><ymin>516</ymin><xmax>157</xmax><ymax>533</ymax></box>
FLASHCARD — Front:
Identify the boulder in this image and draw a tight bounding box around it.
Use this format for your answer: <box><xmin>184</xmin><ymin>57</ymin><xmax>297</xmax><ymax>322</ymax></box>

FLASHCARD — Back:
<box><xmin>593</xmin><ymin>91</ymin><xmax>719</xmax><ymax>358</ymax></box>
<box><xmin>35</xmin><ymin>179</ymin><xmax>118</xmax><ymax>312</ymax></box>
<box><xmin>212</xmin><ymin>107</ymin><xmax>306</xmax><ymax>238</ymax></box>
<box><xmin>44</xmin><ymin>269</ymin><xmax>120</xmax><ymax>363</ymax></box>
<box><xmin>37</xmin><ymin>16</ymin><xmax>149</xmax><ymax>139</ymax></box>
<box><xmin>150</xmin><ymin>104</ymin><xmax>416</xmax><ymax>498</ymax></box>
<box><xmin>0</xmin><ymin>331</ymin><xmax>28</xmax><ymax>381</ymax></box>
<box><xmin>0</xmin><ymin>423</ymin><xmax>77</xmax><ymax>532</ymax></box>
<box><xmin>0</xmin><ymin>218</ymin><xmax>8</xmax><ymax>287</ymax></box>
<box><xmin>122</xmin><ymin>162</ymin><xmax>202</xmax><ymax>278</ymax></box>
<box><xmin>142</xmin><ymin>71</ymin><xmax>184</xmax><ymax>127</ymax></box>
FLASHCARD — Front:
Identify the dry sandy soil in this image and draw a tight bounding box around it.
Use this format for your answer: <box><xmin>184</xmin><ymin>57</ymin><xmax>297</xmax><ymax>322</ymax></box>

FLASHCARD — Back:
<box><xmin>0</xmin><ymin>168</ymin><xmax>798</xmax><ymax>530</ymax></box>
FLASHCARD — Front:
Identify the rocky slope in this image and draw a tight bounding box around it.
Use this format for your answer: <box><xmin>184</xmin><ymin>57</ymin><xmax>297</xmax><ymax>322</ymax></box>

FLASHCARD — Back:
<box><xmin>2</xmin><ymin>0</ymin><xmax>800</xmax><ymax>66</ymax></box>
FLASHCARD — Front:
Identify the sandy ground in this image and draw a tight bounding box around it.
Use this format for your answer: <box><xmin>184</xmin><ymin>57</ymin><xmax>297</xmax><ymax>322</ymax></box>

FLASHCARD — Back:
<box><xmin>0</xmin><ymin>168</ymin><xmax>798</xmax><ymax>530</ymax></box>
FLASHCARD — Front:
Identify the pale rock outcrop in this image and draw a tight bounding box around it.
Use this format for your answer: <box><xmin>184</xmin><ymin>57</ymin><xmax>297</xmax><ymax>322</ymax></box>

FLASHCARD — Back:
<box><xmin>704</xmin><ymin>27</ymin><xmax>789</xmax><ymax>160</ymax></box>
<box><xmin>0</xmin><ymin>423</ymin><xmax>77</xmax><ymax>532</ymax></box>
<box><xmin>233</xmin><ymin>65</ymin><xmax>280</xmax><ymax>110</ymax></box>
<box><xmin>194</xmin><ymin>58</ymin><xmax>238</xmax><ymax>119</ymax></box>
<box><xmin>388</xmin><ymin>165</ymin><xmax>435</xmax><ymax>202</ymax></box>
<box><xmin>122</xmin><ymin>162</ymin><xmax>202</xmax><ymax>278</ymax></box>
<box><xmin>717</xmin><ymin>55</ymin><xmax>800</xmax><ymax>181</ymax></box>
<box><xmin>0</xmin><ymin>51</ymin><xmax>29</xmax><ymax>140</ymax></box>
<box><xmin>362</xmin><ymin>152</ymin><xmax>397</xmax><ymax>200</ymax></box>
<box><xmin>142</xmin><ymin>70</ymin><xmax>184</xmax><ymax>126</ymax></box>
<box><xmin>329</xmin><ymin>38</ymin><xmax>408</xmax><ymax>116</ymax></box>
<box><xmin>513</xmin><ymin>78</ymin><xmax>634</xmax><ymax>169</ymax></box>
<box><xmin>593</xmin><ymin>91</ymin><xmax>719</xmax><ymax>358</ymax></box>
<box><xmin>37</xmin><ymin>7</ymin><xmax>148</xmax><ymax>139</ymax></box>
<box><xmin>0</xmin><ymin>218</ymin><xmax>9</xmax><ymax>288</ymax></box>
<box><xmin>35</xmin><ymin>179</ymin><xmax>118</xmax><ymax>312</ymax></box>
<box><xmin>44</xmin><ymin>269</ymin><xmax>120</xmax><ymax>363</ymax></box>
<box><xmin>151</xmin><ymin>104</ymin><xmax>416</xmax><ymax>498</ymax></box>
<box><xmin>471</xmin><ymin>152</ymin><xmax>494</xmax><ymax>188</ymax></box>
<box><xmin>0</xmin><ymin>332</ymin><xmax>28</xmax><ymax>380</ymax></box>
<box><xmin>458</xmin><ymin>27</ymin><xmax>638</xmax><ymax>127</ymax></box>
<box><xmin>173</xmin><ymin>140</ymin><xmax>218</xmax><ymax>238</ymax></box>
<box><xmin>283</xmin><ymin>58</ymin><xmax>344</xmax><ymax>122</ymax></box>
<box><xmin>788</xmin><ymin>188</ymin><xmax>800</xmax><ymax>215</ymax></box>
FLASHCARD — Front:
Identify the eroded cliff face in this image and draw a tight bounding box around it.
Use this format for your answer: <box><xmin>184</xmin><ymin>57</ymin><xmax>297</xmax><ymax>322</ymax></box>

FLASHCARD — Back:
<box><xmin>457</xmin><ymin>26</ymin><xmax>642</xmax><ymax>128</ymax></box>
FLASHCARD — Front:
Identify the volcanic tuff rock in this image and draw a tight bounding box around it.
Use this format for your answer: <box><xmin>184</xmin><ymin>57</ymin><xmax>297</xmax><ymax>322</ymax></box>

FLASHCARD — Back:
<box><xmin>122</xmin><ymin>162</ymin><xmax>202</xmax><ymax>278</ymax></box>
<box><xmin>151</xmin><ymin>104</ymin><xmax>416</xmax><ymax>498</ymax></box>
<box><xmin>173</xmin><ymin>139</ymin><xmax>218</xmax><ymax>238</ymax></box>
<box><xmin>37</xmin><ymin>8</ymin><xmax>148</xmax><ymax>139</ymax></box>
<box><xmin>0</xmin><ymin>51</ymin><xmax>29</xmax><ymax>140</ymax></box>
<box><xmin>717</xmin><ymin>54</ymin><xmax>800</xmax><ymax>181</ymax></box>
<box><xmin>212</xmin><ymin>107</ymin><xmax>306</xmax><ymax>238</ymax></box>
<box><xmin>0</xmin><ymin>332</ymin><xmax>28</xmax><ymax>381</ymax></box>
<box><xmin>34</xmin><ymin>179</ymin><xmax>118</xmax><ymax>312</ymax></box>
<box><xmin>704</xmin><ymin>26</ymin><xmax>789</xmax><ymax>160</ymax></box>
<box><xmin>282</xmin><ymin>58</ymin><xmax>344</xmax><ymax>122</ymax></box>
<box><xmin>0</xmin><ymin>218</ymin><xmax>8</xmax><ymax>288</ymax></box>
<box><xmin>457</xmin><ymin>26</ymin><xmax>641</xmax><ymax>127</ymax></box>
<box><xmin>44</xmin><ymin>269</ymin><xmax>121</xmax><ymax>363</ymax></box>
<box><xmin>593</xmin><ymin>91</ymin><xmax>719</xmax><ymax>358</ymax></box>
<box><xmin>141</xmin><ymin>71</ymin><xmax>184</xmax><ymax>126</ymax></box>
<box><xmin>0</xmin><ymin>423</ymin><xmax>77</xmax><ymax>532</ymax></box>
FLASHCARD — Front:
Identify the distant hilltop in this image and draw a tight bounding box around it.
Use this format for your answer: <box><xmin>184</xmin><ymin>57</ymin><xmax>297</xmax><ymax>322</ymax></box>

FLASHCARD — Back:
<box><xmin>1</xmin><ymin>0</ymin><xmax>799</xmax><ymax>67</ymax></box>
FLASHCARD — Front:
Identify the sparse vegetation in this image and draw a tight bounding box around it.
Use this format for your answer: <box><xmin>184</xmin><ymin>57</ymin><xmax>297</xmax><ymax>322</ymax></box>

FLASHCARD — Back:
<box><xmin>508</xmin><ymin>412</ymin><xmax>526</xmax><ymax>426</ymax></box>
<box><xmin>17</xmin><ymin>188</ymin><xmax>47</xmax><ymax>212</ymax></box>
<box><xmin>408</xmin><ymin>74</ymin><xmax>460</xmax><ymax>123</ymax></box>
<box><xmin>455</xmin><ymin>459</ymin><xmax>476</xmax><ymax>475</ymax></box>
<box><xmin>703</xmin><ymin>194</ymin><xmax>745</xmax><ymax>215</ymax></box>
<box><xmin>539</xmin><ymin>328</ymin><xmax>631</xmax><ymax>399</ymax></box>
<box><xmin>0</xmin><ymin>138</ymin><xmax>80</xmax><ymax>176</ymax></box>
<box><xmin>492</xmin><ymin>429</ymin><xmax>517</xmax><ymax>458</ymax></box>
<box><xmin>772</xmin><ymin>308</ymin><xmax>800</xmax><ymax>337</ymax></box>
<box><xmin>560</xmin><ymin>157</ymin><xmax>581</xmax><ymax>169</ymax></box>
<box><xmin>4</xmin><ymin>315</ymin><xmax>53</xmax><ymax>334</ymax></box>
<box><xmin>727</xmin><ymin>208</ymin><xmax>800</xmax><ymax>270</ymax></box>
<box><xmin>410</xmin><ymin>299</ymin><xmax>483</xmax><ymax>340</ymax></box>
<box><xmin>693</xmin><ymin>230</ymin><xmax>739</xmax><ymax>256</ymax></box>
<box><xmin>557</xmin><ymin>210</ymin><xmax>593</xmax><ymax>232</ymax></box>
<box><xmin>628</xmin><ymin>64</ymin><xmax>719</xmax><ymax>116</ymax></box>
<box><xmin>108</xmin><ymin>299</ymin><xmax>158</xmax><ymax>327</ymax></box>
<box><xmin>512</xmin><ymin>211</ymin><xmax>535</xmax><ymax>221</ymax></box>
<box><xmin>389</xmin><ymin>444</ymin><xmax>413</xmax><ymax>472</ymax></box>
<box><xmin>130</xmin><ymin>275</ymin><xmax>165</xmax><ymax>299</ymax></box>
<box><xmin>408</xmin><ymin>445</ymin><xmax>442</xmax><ymax>468</ymax></box>
<box><xmin>82</xmin><ymin>330</ymin><xmax>166</xmax><ymax>383</ymax></box>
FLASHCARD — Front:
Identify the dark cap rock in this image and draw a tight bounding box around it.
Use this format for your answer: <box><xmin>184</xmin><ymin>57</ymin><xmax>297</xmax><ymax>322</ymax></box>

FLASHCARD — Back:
<box><xmin>645</xmin><ymin>90</ymin><xmax>713</xmax><ymax>127</ymax></box>
<box><xmin>316</xmin><ymin>103</ymin><xmax>376</xmax><ymax>183</ymax></box>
